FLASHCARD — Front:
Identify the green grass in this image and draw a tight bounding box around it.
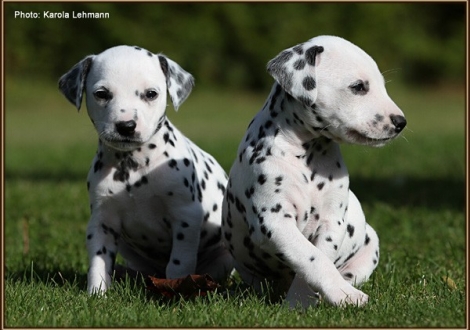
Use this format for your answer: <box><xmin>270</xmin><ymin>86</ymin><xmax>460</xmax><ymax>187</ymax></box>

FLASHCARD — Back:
<box><xmin>4</xmin><ymin>77</ymin><xmax>466</xmax><ymax>327</ymax></box>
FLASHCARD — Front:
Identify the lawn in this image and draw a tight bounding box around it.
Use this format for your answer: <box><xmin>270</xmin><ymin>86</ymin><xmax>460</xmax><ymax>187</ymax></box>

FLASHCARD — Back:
<box><xmin>3</xmin><ymin>76</ymin><xmax>466</xmax><ymax>327</ymax></box>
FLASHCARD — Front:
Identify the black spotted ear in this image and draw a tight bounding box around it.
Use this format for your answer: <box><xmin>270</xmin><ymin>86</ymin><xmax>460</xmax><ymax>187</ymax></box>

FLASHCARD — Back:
<box><xmin>58</xmin><ymin>55</ymin><xmax>94</xmax><ymax>111</ymax></box>
<box><xmin>158</xmin><ymin>55</ymin><xmax>195</xmax><ymax>111</ymax></box>
<box><xmin>267</xmin><ymin>43</ymin><xmax>324</xmax><ymax>107</ymax></box>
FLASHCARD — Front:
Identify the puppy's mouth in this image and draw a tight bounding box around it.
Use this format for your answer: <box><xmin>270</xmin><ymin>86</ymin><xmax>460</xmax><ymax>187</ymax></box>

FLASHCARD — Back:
<box><xmin>99</xmin><ymin>132</ymin><xmax>144</xmax><ymax>151</ymax></box>
<box><xmin>346</xmin><ymin>129</ymin><xmax>395</xmax><ymax>147</ymax></box>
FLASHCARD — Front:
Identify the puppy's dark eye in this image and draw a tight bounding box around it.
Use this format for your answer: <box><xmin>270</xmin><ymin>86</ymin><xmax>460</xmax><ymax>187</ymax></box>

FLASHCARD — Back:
<box><xmin>349</xmin><ymin>80</ymin><xmax>369</xmax><ymax>95</ymax></box>
<box><xmin>93</xmin><ymin>89</ymin><xmax>112</xmax><ymax>101</ymax></box>
<box><xmin>145</xmin><ymin>89</ymin><xmax>158</xmax><ymax>101</ymax></box>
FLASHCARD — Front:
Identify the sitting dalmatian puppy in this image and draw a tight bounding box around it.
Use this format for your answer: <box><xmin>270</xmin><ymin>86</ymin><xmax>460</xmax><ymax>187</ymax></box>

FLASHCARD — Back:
<box><xmin>222</xmin><ymin>35</ymin><xmax>406</xmax><ymax>308</ymax></box>
<box><xmin>59</xmin><ymin>45</ymin><xmax>233</xmax><ymax>294</ymax></box>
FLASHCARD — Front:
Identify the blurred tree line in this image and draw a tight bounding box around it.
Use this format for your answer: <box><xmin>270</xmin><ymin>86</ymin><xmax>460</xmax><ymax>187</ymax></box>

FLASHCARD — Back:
<box><xmin>5</xmin><ymin>2</ymin><xmax>466</xmax><ymax>90</ymax></box>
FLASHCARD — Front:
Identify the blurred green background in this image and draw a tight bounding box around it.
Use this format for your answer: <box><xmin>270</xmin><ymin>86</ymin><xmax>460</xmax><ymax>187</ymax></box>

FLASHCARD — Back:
<box><xmin>4</xmin><ymin>2</ymin><xmax>466</xmax><ymax>90</ymax></box>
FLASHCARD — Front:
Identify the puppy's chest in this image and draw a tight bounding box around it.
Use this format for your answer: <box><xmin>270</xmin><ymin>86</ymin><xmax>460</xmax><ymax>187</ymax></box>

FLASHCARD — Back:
<box><xmin>297</xmin><ymin>148</ymin><xmax>349</xmax><ymax>227</ymax></box>
<box><xmin>250</xmin><ymin>138</ymin><xmax>350</xmax><ymax>234</ymax></box>
<box><xmin>87</xmin><ymin>148</ymin><xmax>181</xmax><ymax>245</ymax></box>
<box><xmin>87</xmin><ymin>137</ymin><xmax>190</xmax><ymax>213</ymax></box>
<box><xmin>93</xmin><ymin>154</ymin><xmax>169</xmax><ymax>219</ymax></box>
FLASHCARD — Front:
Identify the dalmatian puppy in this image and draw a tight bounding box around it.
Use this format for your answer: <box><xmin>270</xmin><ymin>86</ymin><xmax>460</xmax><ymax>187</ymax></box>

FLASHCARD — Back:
<box><xmin>59</xmin><ymin>45</ymin><xmax>232</xmax><ymax>294</ymax></box>
<box><xmin>222</xmin><ymin>35</ymin><xmax>406</xmax><ymax>308</ymax></box>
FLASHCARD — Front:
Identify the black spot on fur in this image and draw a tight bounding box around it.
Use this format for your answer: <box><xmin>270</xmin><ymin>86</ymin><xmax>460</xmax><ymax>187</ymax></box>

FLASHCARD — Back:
<box><xmin>293</xmin><ymin>45</ymin><xmax>304</xmax><ymax>55</ymax></box>
<box><xmin>271</xmin><ymin>203</ymin><xmax>282</xmax><ymax>213</ymax></box>
<box><xmin>305</xmin><ymin>46</ymin><xmax>324</xmax><ymax>66</ymax></box>
<box><xmin>94</xmin><ymin>160</ymin><xmax>103</xmax><ymax>173</ymax></box>
<box><xmin>245</xmin><ymin>186</ymin><xmax>255</xmax><ymax>198</ymax></box>
<box><xmin>243</xmin><ymin>236</ymin><xmax>255</xmax><ymax>251</ymax></box>
<box><xmin>293</xmin><ymin>59</ymin><xmax>306</xmax><ymax>70</ymax></box>
<box><xmin>302</xmin><ymin>76</ymin><xmax>316</xmax><ymax>90</ymax></box>
<box><xmin>258</xmin><ymin>174</ymin><xmax>267</xmax><ymax>185</ymax></box>
<box><xmin>260</xmin><ymin>225</ymin><xmax>268</xmax><ymax>235</ymax></box>
<box><xmin>297</xmin><ymin>95</ymin><xmax>313</xmax><ymax>107</ymax></box>
<box><xmin>205</xmin><ymin>161</ymin><xmax>213</xmax><ymax>174</ymax></box>
<box><xmin>235</xmin><ymin>197</ymin><xmax>246</xmax><ymax>214</ymax></box>
<box><xmin>344</xmin><ymin>251</ymin><xmax>356</xmax><ymax>263</ymax></box>
<box><xmin>217</xmin><ymin>181</ymin><xmax>226</xmax><ymax>193</ymax></box>
<box><xmin>168</xmin><ymin>159</ymin><xmax>178</xmax><ymax>170</ymax></box>
<box><xmin>256</xmin><ymin>157</ymin><xmax>266</xmax><ymax>164</ymax></box>
<box><xmin>306</xmin><ymin>153</ymin><xmax>314</xmax><ymax>166</ymax></box>
<box><xmin>264</xmin><ymin>120</ymin><xmax>273</xmax><ymax>129</ymax></box>
<box><xmin>347</xmin><ymin>224</ymin><xmax>355</xmax><ymax>238</ymax></box>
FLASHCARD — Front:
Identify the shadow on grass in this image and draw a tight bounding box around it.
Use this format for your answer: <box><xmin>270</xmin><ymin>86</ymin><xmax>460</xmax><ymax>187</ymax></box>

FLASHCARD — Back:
<box><xmin>6</xmin><ymin>169</ymin><xmax>87</xmax><ymax>183</ymax></box>
<box><xmin>6</xmin><ymin>265</ymin><xmax>89</xmax><ymax>291</ymax></box>
<box><xmin>7</xmin><ymin>168</ymin><xmax>465</xmax><ymax>212</ymax></box>
<box><xmin>350</xmin><ymin>176</ymin><xmax>464</xmax><ymax>211</ymax></box>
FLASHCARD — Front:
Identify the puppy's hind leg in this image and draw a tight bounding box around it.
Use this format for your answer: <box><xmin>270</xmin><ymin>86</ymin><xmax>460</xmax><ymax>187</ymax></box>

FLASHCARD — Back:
<box><xmin>337</xmin><ymin>192</ymin><xmax>379</xmax><ymax>286</ymax></box>
<box><xmin>338</xmin><ymin>223</ymin><xmax>379</xmax><ymax>286</ymax></box>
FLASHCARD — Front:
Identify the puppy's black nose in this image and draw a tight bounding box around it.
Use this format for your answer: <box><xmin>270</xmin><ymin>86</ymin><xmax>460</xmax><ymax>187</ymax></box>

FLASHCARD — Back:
<box><xmin>116</xmin><ymin>120</ymin><xmax>137</xmax><ymax>136</ymax></box>
<box><xmin>390</xmin><ymin>115</ymin><xmax>407</xmax><ymax>133</ymax></box>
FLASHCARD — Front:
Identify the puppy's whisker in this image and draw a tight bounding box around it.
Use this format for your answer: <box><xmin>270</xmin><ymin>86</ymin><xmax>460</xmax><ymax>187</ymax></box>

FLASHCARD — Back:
<box><xmin>400</xmin><ymin>135</ymin><xmax>409</xmax><ymax>143</ymax></box>
<box><xmin>381</xmin><ymin>68</ymin><xmax>401</xmax><ymax>76</ymax></box>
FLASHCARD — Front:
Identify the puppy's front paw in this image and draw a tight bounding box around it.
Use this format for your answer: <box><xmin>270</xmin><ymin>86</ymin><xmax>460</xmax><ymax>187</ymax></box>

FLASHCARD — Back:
<box><xmin>87</xmin><ymin>272</ymin><xmax>111</xmax><ymax>295</ymax></box>
<box><xmin>325</xmin><ymin>283</ymin><xmax>369</xmax><ymax>307</ymax></box>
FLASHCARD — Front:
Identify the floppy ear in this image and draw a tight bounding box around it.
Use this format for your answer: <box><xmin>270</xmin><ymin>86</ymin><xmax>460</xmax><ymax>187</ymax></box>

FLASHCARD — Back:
<box><xmin>158</xmin><ymin>55</ymin><xmax>195</xmax><ymax>111</ymax></box>
<box><xmin>267</xmin><ymin>43</ymin><xmax>324</xmax><ymax>107</ymax></box>
<box><xmin>58</xmin><ymin>55</ymin><xmax>94</xmax><ymax>111</ymax></box>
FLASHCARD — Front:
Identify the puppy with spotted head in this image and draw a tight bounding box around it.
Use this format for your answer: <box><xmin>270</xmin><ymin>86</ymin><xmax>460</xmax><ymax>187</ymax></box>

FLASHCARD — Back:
<box><xmin>222</xmin><ymin>36</ymin><xmax>406</xmax><ymax>308</ymax></box>
<box><xmin>59</xmin><ymin>45</ymin><xmax>232</xmax><ymax>294</ymax></box>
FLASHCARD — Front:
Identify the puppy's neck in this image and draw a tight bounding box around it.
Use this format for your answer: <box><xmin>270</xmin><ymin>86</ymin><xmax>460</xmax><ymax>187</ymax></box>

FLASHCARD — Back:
<box><xmin>96</xmin><ymin>120</ymin><xmax>170</xmax><ymax>169</ymax></box>
<box><xmin>261</xmin><ymin>83</ymin><xmax>333</xmax><ymax>149</ymax></box>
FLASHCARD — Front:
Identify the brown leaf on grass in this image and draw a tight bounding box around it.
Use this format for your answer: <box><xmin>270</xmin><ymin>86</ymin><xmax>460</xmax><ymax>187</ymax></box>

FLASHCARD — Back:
<box><xmin>442</xmin><ymin>276</ymin><xmax>457</xmax><ymax>290</ymax></box>
<box><xmin>146</xmin><ymin>274</ymin><xmax>220</xmax><ymax>298</ymax></box>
